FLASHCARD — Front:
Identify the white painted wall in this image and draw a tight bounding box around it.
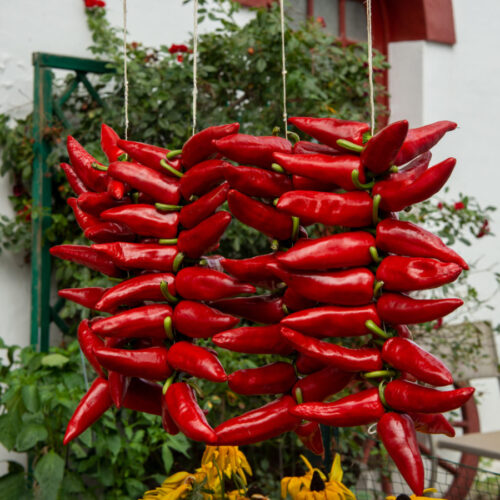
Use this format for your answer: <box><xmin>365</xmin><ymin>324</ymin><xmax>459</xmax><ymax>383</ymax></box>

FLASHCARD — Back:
<box><xmin>389</xmin><ymin>0</ymin><xmax>500</xmax><ymax>438</ymax></box>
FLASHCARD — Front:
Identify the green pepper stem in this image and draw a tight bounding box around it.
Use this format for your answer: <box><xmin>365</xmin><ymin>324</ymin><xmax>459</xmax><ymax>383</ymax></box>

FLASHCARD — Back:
<box><xmin>378</xmin><ymin>381</ymin><xmax>389</xmax><ymax>408</ymax></box>
<box><xmin>291</xmin><ymin>216</ymin><xmax>300</xmax><ymax>241</ymax></box>
<box><xmin>117</xmin><ymin>153</ymin><xmax>129</xmax><ymax>162</ymax></box>
<box><xmin>362</xmin><ymin>370</ymin><xmax>396</xmax><ymax>379</ymax></box>
<box><xmin>362</xmin><ymin>132</ymin><xmax>372</xmax><ymax>144</ymax></box>
<box><xmin>369</xmin><ymin>246</ymin><xmax>382</xmax><ymax>264</ymax></box>
<box><xmin>159</xmin><ymin>238</ymin><xmax>178</xmax><ymax>245</ymax></box>
<box><xmin>155</xmin><ymin>203</ymin><xmax>182</xmax><ymax>212</ymax></box>
<box><xmin>132</xmin><ymin>192</ymin><xmax>140</xmax><ymax>203</ymax></box>
<box><xmin>187</xmin><ymin>380</ymin><xmax>205</xmax><ymax>399</ymax></box>
<box><xmin>282</xmin><ymin>303</ymin><xmax>290</xmax><ymax>315</ymax></box>
<box><xmin>272</xmin><ymin>126</ymin><xmax>280</xmax><ymax>137</ymax></box>
<box><xmin>336</xmin><ymin>139</ymin><xmax>364</xmax><ymax>153</ymax></box>
<box><xmin>173</xmin><ymin>252</ymin><xmax>184</xmax><ymax>273</ymax></box>
<box><xmin>271</xmin><ymin>240</ymin><xmax>279</xmax><ymax>251</ymax></box>
<box><xmin>164</xmin><ymin>316</ymin><xmax>174</xmax><ymax>340</ymax></box>
<box><xmin>287</xmin><ymin>131</ymin><xmax>300</xmax><ymax>145</ymax></box>
<box><xmin>271</xmin><ymin>163</ymin><xmax>285</xmax><ymax>173</ymax></box>
<box><xmin>294</xmin><ymin>387</ymin><xmax>304</xmax><ymax>404</ymax></box>
<box><xmin>389</xmin><ymin>165</ymin><xmax>398</xmax><ymax>173</ymax></box>
<box><xmin>92</xmin><ymin>162</ymin><xmax>108</xmax><ymax>171</ymax></box>
<box><xmin>166</xmin><ymin>149</ymin><xmax>182</xmax><ymax>159</ymax></box>
<box><xmin>365</xmin><ymin>319</ymin><xmax>389</xmax><ymax>339</ymax></box>
<box><xmin>162</xmin><ymin>373</ymin><xmax>176</xmax><ymax>395</ymax></box>
<box><xmin>160</xmin><ymin>159</ymin><xmax>184</xmax><ymax>178</ymax></box>
<box><xmin>372</xmin><ymin>194</ymin><xmax>381</xmax><ymax>225</ymax></box>
<box><xmin>373</xmin><ymin>280</ymin><xmax>384</xmax><ymax>298</ymax></box>
<box><xmin>351</xmin><ymin>169</ymin><xmax>375</xmax><ymax>190</ymax></box>
<box><xmin>160</xmin><ymin>280</ymin><xmax>178</xmax><ymax>303</ymax></box>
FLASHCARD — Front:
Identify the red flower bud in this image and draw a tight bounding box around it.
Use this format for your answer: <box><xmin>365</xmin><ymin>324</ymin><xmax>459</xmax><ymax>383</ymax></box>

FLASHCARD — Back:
<box><xmin>454</xmin><ymin>201</ymin><xmax>465</xmax><ymax>210</ymax></box>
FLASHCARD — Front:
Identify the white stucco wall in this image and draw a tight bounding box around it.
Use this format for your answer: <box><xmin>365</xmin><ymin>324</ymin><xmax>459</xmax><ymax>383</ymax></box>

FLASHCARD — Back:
<box><xmin>389</xmin><ymin>0</ymin><xmax>500</xmax><ymax>436</ymax></box>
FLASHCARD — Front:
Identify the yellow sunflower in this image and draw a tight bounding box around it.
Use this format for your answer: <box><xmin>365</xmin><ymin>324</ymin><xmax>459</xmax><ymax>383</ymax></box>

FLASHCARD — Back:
<box><xmin>386</xmin><ymin>488</ymin><xmax>447</xmax><ymax>500</ymax></box>
<box><xmin>281</xmin><ymin>454</ymin><xmax>356</xmax><ymax>500</ymax></box>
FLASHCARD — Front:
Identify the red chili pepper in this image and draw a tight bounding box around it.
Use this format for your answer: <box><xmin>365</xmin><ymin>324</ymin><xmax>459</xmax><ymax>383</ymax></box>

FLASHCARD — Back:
<box><xmin>276</xmin><ymin>190</ymin><xmax>373</xmax><ymax>228</ymax></box>
<box><xmin>173</xmin><ymin>300</ymin><xmax>239</xmax><ymax>338</ymax></box>
<box><xmin>288</xmin><ymin>116</ymin><xmax>370</xmax><ymax>148</ymax></box>
<box><xmin>408</xmin><ymin>412</ymin><xmax>455</xmax><ymax>437</ymax></box>
<box><xmin>77</xmin><ymin>191</ymin><xmax>130</xmax><ymax>216</ymax></box>
<box><xmin>179</xmin><ymin>159</ymin><xmax>228</xmax><ymax>199</ymax></box>
<box><xmin>91</xmin><ymin>304</ymin><xmax>172</xmax><ymax>339</ymax></box>
<box><xmin>108</xmin><ymin>371</ymin><xmax>130</xmax><ymax>408</ymax></box>
<box><xmin>361</xmin><ymin>120</ymin><xmax>409</xmax><ymax>174</ymax></box>
<box><xmin>117</xmin><ymin>139</ymin><xmax>182</xmax><ymax>174</ymax></box>
<box><xmin>382</xmin><ymin>337</ymin><xmax>453</xmax><ymax>386</ymax></box>
<box><xmin>394</xmin><ymin>121</ymin><xmax>457</xmax><ymax>166</ymax></box>
<box><xmin>228</xmin><ymin>362</ymin><xmax>296</xmax><ymax>396</ymax></box>
<box><xmin>376</xmin><ymin>256</ymin><xmax>462</xmax><ymax>292</ymax></box>
<box><xmin>182</xmin><ymin>123</ymin><xmax>240</xmax><ymax>168</ymax></box>
<box><xmin>387</xmin><ymin>152</ymin><xmax>431</xmax><ymax>184</ymax></box>
<box><xmin>179</xmin><ymin>182</ymin><xmax>229</xmax><ymax>229</ymax></box>
<box><xmin>377</xmin><ymin>293</ymin><xmax>463</xmax><ymax>324</ymax></box>
<box><xmin>212</xmin><ymin>325</ymin><xmax>293</xmax><ymax>355</ymax></box>
<box><xmin>297</xmin><ymin>353</ymin><xmax>329</xmax><ymax>374</ymax></box>
<box><xmin>220</xmin><ymin>253</ymin><xmax>280</xmax><ymax>284</ymax></box>
<box><xmin>176</xmin><ymin>211</ymin><xmax>231</xmax><ymax>258</ymax></box>
<box><xmin>166</xmin><ymin>382</ymin><xmax>218</xmax><ymax>444</ymax></box>
<box><xmin>292</xmin><ymin>365</ymin><xmax>352</xmax><ymax>403</ymax></box>
<box><xmin>281</xmin><ymin>305</ymin><xmax>380</xmax><ymax>339</ymax></box>
<box><xmin>294</xmin><ymin>421</ymin><xmax>324</xmax><ymax>456</ymax></box>
<box><xmin>213</xmin><ymin>134</ymin><xmax>292</xmax><ymax>168</ymax></box>
<box><xmin>63</xmin><ymin>377</ymin><xmax>112</xmax><ymax>445</ymax></box>
<box><xmin>92</xmin><ymin>242</ymin><xmax>180</xmax><ymax>271</ymax></box>
<box><xmin>283</xmin><ymin>288</ymin><xmax>317</xmax><ymax>311</ymax></box>
<box><xmin>268</xmin><ymin>263</ymin><xmax>375</xmax><ymax>306</ymax></box>
<box><xmin>215</xmin><ymin>395</ymin><xmax>300</xmax><ymax>445</ymax></box>
<box><xmin>290</xmin><ymin>388</ymin><xmax>385</xmax><ymax>427</ymax></box>
<box><xmin>281</xmin><ymin>326</ymin><xmax>382</xmax><ymax>372</ymax></box>
<box><xmin>210</xmin><ymin>295</ymin><xmax>285</xmax><ymax>324</ymax></box>
<box><xmin>108</xmin><ymin>161</ymin><xmax>181</xmax><ymax>205</ymax></box>
<box><xmin>95</xmin><ymin>273</ymin><xmax>175</xmax><ymax>313</ymax></box>
<box><xmin>59</xmin><ymin>287</ymin><xmax>106</xmax><ymax>310</ymax></box>
<box><xmin>224</xmin><ymin>165</ymin><xmax>292</xmax><ymax>198</ymax></box>
<box><xmin>175</xmin><ymin>267</ymin><xmax>256</xmax><ymax>301</ymax></box>
<box><xmin>107</xmin><ymin>178</ymin><xmax>128</xmax><ymax>200</ymax></box>
<box><xmin>60</xmin><ymin>162</ymin><xmax>89</xmax><ymax>195</ymax></box>
<box><xmin>67</xmin><ymin>136</ymin><xmax>108</xmax><ymax>192</ymax></box>
<box><xmin>101</xmin><ymin>123</ymin><xmax>125</xmax><ymax>162</ymax></box>
<box><xmin>291</xmin><ymin>174</ymin><xmax>337</xmax><ymax>192</ymax></box>
<box><xmin>384</xmin><ymin>380</ymin><xmax>474</xmax><ymax>413</ymax></box>
<box><xmin>101</xmin><ymin>204</ymin><xmax>179</xmax><ymax>238</ymax></box>
<box><xmin>377</xmin><ymin>412</ymin><xmax>424</xmax><ymax>496</ymax></box>
<box><xmin>273</xmin><ymin>152</ymin><xmax>365</xmax><ymax>191</ymax></box>
<box><xmin>373</xmin><ymin>158</ymin><xmax>456</xmax><ymax>212</ymax></box>
<box><xmin>84</xmin><ymin>221</ymin><xmax>136</xmax><ymax>243</ymax></box>
<box><xmin>292</xmin><ymin>140</ymin><xmax>339</xmax><ymax>155</ymax></box>
<box><xmin>166</xmin><ymin>341</ymin><xmax>227</xmax><ymax>382</ymax></box>
<box><xmin>228</xmin><ymin>189</ymin><xmax>294</xmax><ymax>240</ymax></box>
<box><xmin>122</xmin><ymin>378</ymin><xmax>163</xmax><ymax>416</ymax></box>
<box><xmin>161</xmin><ymin>392</ymin><xmax>180</xmax><ymax>435</ymax></box>
<box><xmin>77</xmin><ymin>319</ymin><xmax>105</xmax><ymax>377</ymax></box>
<box><xmin>394</xmin><ymin>324</ymin><xmax>412</xmax><ymax>339</ymax></box>
<box><xmin>50</xmin><ymin>244</ymin><xmax>123</xmax><ymax>277</ymax></box>
<box><xmin>277</xmin><ymin>232</ymin><xmax>375</xmax><ymax>271</ymax></box>
<box><xmin>67</xmin><ymin>197</ymin><xmax>100</xmax><ymax>230</ymax></box>
<box><xmin>94</xmin><ymin>346</ymin><xmax>172</xmax><ymax>380</ymax></box>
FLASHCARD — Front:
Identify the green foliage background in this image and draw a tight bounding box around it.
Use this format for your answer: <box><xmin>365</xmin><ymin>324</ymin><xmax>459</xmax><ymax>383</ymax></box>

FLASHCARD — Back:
<box><xmin>0</xmin><ymin>1</ymin><xmax>496</xmax><ymax>499</ymax></box>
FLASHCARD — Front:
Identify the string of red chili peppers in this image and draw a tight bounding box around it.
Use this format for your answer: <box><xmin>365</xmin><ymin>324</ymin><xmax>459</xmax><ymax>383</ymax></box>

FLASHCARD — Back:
<box><xmin>52</xmin><ymin>117</ymin><xmax>473</xmax><ymax>496</ymax></box>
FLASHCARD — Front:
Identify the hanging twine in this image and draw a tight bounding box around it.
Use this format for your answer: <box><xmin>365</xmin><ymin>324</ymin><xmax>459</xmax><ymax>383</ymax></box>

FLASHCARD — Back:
<box><xmin>279</xmin><ymin>0</ymin><xmax>288</xmax><ymax>139</ymax></box>
<box><xmin>192</xmin><ymin>0</ymin><xmax>199</xmax><ymax>136</ymax></box>
<box><xmin>366</xmin><ymin>0</ymin><xmax>375</xmax><ymax>134</ymax></box>
<box><xmin>123</xmin><ymin>0</ymin><xmax>129</xmax><ymax>139</ymax></box>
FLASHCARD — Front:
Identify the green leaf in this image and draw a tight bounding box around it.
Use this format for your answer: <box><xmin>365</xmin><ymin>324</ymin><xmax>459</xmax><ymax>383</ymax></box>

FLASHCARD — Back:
<box><xmin>21</xmin><ymin>385</ymin><xmax>40</xmax><ymax>413</ymax></box>
<box><xmin>167</xmin><ymin>433</ymin><xmax>190</xmax><ymax>458</ymax></box>
<box><xmin>0</xmin><ymin>471</ymin><xmax>30</xmax><ymax>500</ymax></box>
<box><xmin>41</xmin><ymin>353</ymin><xmax>69</xmax><ymax>367</ymax></box>
<box><xmin>15</xmin><ymin>423</ymin><xmax>48</xmax><ymax>451</ymax></box>
<box><xmin>255</xmin><ymin>59</ymin><xmax>266</xmax><ymax>72</ymax></box>
<box><xmin>34</xmin><ymin>451</ymin><xmax>65</xmax><ymax>500</ymax></box>
<box><xmin>161</xmin><ymin>442</ymin><xmax>173</xmax><ymax>473</ymax></box>
<box><xmin>0</xmin><ymin>413</ymin><xmax>20</xmax><ymax>450</ymax></box>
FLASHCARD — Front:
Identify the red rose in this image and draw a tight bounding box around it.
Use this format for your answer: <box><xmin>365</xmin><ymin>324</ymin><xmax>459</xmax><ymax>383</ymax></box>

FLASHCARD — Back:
<box><xmin>169</xmin><ymin>44</ymin><xmax>179</xmax><ymax>54</ymax></box>
<box><xmin>437</xmin><ymin>202</ymin><xmax>444</xmax><ymax>210</ymax></box>
<box><xmin>454</xmin><ymin>201</ymin><xmax>465</xmax><ymax>210</ymax></box>
<box><xmin>316</xmin><ymin>16</ymin><xmax>326</xmax><ymax>28</ymax></box>
<box><xmin>177</xmin><ymin>55</ymin><xmax>184</xmax><ymax>63</ymax></box>
<box><xmin>12</xmin><ymin>184</ymin><xmax>24</xmax><ymax>197</ymax></box>
<box><xmin>177</xmin><ymin>44</ymin><xmax>189</xmax><ymax>53</ymax></box>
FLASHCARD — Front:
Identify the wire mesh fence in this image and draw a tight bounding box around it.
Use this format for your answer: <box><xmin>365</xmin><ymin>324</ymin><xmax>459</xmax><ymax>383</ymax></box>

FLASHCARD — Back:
<box><xmin>350</xmin><ymin>456</ymin><xmax>500</xmax><ymax>499</ymax></box>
